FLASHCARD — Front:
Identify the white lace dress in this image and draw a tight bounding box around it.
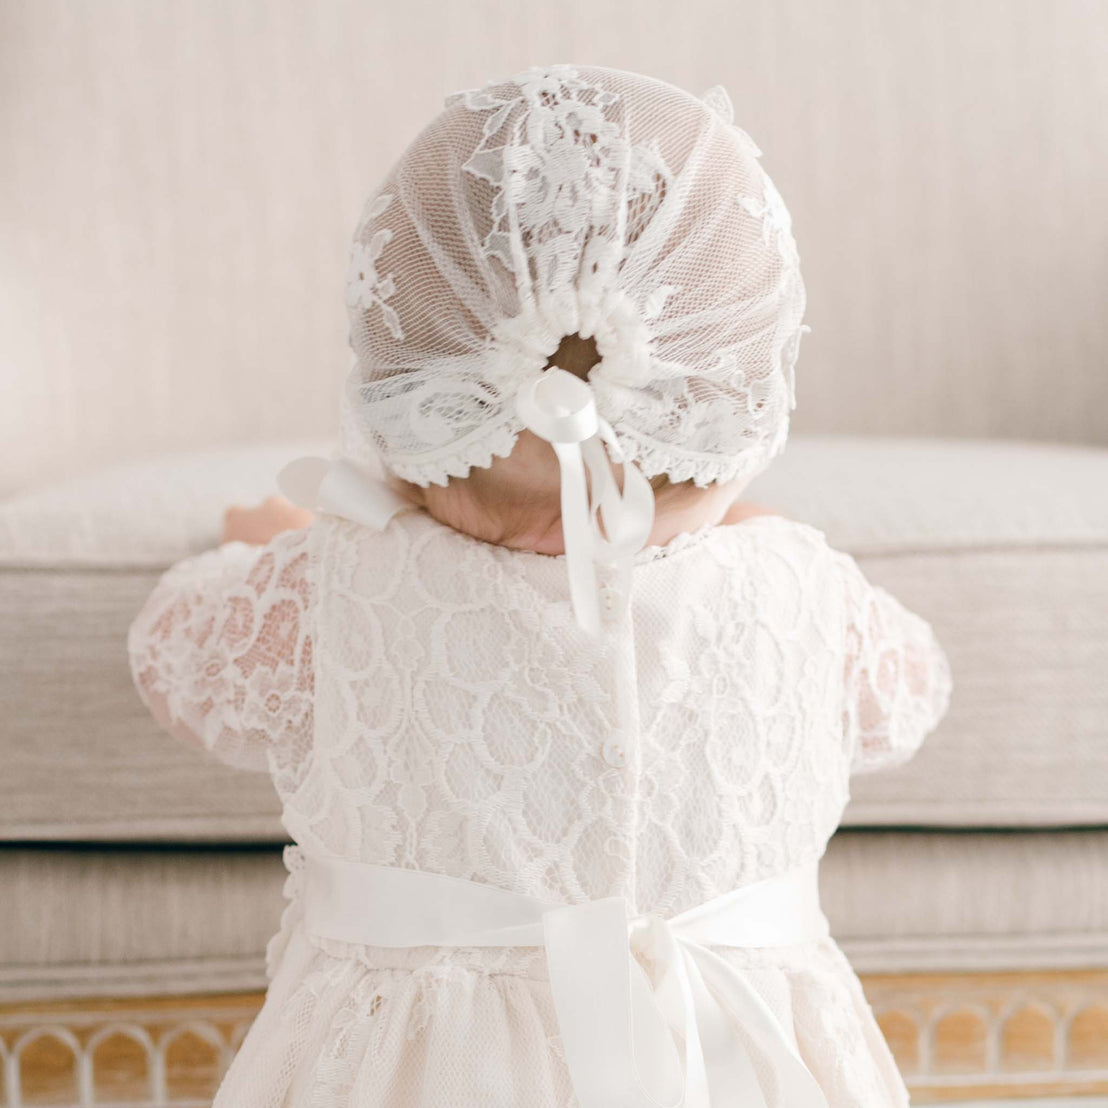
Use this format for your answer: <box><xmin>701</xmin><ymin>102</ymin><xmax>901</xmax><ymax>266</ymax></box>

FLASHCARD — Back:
<box><xmin>127</xmin><ymin>506</ymin><xmax>951</xmax><ymax>1108</ymax></box>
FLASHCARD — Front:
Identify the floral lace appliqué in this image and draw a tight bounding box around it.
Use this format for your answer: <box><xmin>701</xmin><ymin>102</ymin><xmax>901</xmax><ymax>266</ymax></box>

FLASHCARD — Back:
<box><xmin>346</xmin><ymin>193</ymin><xmax>403</xmax><ymax>340</ymax></box>
<box><xmin>459</xmin><ymin>65</ymin><xmax>628</xmax><ymax>289</ymax></box>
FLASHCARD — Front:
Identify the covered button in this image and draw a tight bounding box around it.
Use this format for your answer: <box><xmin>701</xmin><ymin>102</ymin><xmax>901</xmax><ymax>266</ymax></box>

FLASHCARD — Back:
<box><xmin>602</xmin><ymin>738</ymin><xmax>627</xmax><ymax>767</ymax></box>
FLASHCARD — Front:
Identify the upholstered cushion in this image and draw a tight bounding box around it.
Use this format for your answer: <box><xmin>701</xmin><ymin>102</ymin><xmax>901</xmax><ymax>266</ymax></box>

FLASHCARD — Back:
<box><xmin>0</xmin><ymin>442</ymin><xmax>327</xmax><ymax>843</ymax></box>
<box><xmin>746</xmin><ymin>437</ymin><xmax>1108</xmax><ymax>826</ymax></box>
<box><xmin>3</xmin><ymin>829</ymin><xmax>1104</xmax><ymax>1000</ymax></box>
<box><xmin>0</xmin><ymin>435</ymin><xmax>1105</xmax><ymax>840</ymax></box>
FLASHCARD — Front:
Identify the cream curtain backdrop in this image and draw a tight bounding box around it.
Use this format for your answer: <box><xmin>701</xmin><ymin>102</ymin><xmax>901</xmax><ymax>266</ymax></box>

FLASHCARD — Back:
<box><xmin>2</xmin><ymin>0</ymin><xmax>1107</xmax><ymax>496</ymax></box>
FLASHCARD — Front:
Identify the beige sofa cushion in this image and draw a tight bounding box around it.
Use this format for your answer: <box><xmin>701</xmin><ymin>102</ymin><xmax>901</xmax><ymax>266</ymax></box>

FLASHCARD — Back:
<box><xmin>746</xmin><ymin>437</ymin><xmax>1108</xmax><ymax>826</ymax></box>
<box><xmin>3</xmin><ymin>829</ymin><xmax>1104</xmax><ymax>1001</ymax></box>
<box><xmin>0</xmin><ymin>435</ymin><xmax>1105</xmax><ymax>840</ymax></box>
<box><xmin>0</xmin><ymin>442</ymin><xmax>326</xmax><ymax>842</ymax></box>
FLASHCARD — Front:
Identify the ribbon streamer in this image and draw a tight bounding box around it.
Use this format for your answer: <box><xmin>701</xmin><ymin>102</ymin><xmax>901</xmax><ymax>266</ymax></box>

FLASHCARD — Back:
<box><xmin>515</xmin><ymin>367</ymin><xmax>655</xmax><ymax>635</ymax></box>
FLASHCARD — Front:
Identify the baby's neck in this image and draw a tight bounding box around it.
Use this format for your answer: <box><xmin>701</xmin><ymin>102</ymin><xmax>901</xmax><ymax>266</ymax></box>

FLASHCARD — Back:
<box><xmin>389</xmin><ymin>469</ymin><xmax>747</xmax><ymax>556</ymax></box>
<box><xmin>627</xmin><ymin>483</ymin><xmax>746</xmax><ymax>553</ymax></box>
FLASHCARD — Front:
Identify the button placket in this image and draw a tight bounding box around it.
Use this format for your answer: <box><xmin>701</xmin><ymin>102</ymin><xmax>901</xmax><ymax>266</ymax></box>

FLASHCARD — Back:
<box><xmin>599</xmin><ymin>580</ymin><xmax>630</xmax><ymax>626</ymax></box>
<box><xmin>598</xmin><ymin>584</ymin><xmax>633</xmax><ymax>771</ymax></box>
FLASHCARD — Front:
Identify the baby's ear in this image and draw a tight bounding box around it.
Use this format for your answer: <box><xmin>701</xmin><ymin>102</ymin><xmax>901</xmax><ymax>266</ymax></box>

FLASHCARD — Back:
<box><xmin>700</xmin><ymin>85</ymin><xmax>735</xmax><ymax>125</ymax></box>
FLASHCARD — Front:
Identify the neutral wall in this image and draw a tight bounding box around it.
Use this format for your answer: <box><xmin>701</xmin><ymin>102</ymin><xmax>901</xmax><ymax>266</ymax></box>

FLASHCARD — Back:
<box><xmin>3</xmin><ymin>0</ymin><xmax>1107</xmax><ymax>497</ymax></box>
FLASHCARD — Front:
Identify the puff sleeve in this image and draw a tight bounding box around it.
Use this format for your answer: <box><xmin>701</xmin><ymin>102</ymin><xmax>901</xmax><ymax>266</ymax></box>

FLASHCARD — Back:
<box><xmin>126</xmin><ymin>526</ymin><xmax>314</xmax><ymax>773</ymax></box>
<box><xmin>835</xmin><ymin>550</ymin><xmax>952</xmax><ymax>775</ymax></box>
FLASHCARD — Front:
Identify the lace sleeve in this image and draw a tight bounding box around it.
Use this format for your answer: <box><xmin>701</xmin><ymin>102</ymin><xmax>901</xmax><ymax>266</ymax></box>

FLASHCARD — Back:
<box><xmin>126</xmin><ymin>527</ymin><xmax>314</xmax><ymax>773</ymax></box>
<box><xmin>836</xmin><ymin>551</ymin><xmax>952</xmax><ymax>776</ymax></box>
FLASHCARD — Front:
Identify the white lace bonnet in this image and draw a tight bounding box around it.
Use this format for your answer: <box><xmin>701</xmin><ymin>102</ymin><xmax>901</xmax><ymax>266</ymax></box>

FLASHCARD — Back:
<box><xmin>282</xmin><ymin>64</ymin><xmax>807</xmax><ymax>635</ymax></box>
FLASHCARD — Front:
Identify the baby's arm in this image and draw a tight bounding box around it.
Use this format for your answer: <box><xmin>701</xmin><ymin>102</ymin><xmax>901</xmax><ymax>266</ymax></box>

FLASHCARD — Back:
<box><xmin>835</xmin><ymin>551</ymin><xmax>952</xmax><ymax>775</ymax></box>
<box><xmin>126</xmin><ymin>523</ymin><xmax>314</xmax><ymax>773</ymax></box>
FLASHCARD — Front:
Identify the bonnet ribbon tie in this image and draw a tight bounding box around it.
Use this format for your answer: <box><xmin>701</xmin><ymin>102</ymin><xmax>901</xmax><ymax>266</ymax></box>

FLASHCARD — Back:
<box><xmin>300</xmin><ymin>850</ymin><xmax>831</xmax><ymax>1108</ymax></box>
<box><xmin>514</xmin><ymin>366</ymin><xmax>655</xmax><ymax>636</ymax></box>
<box><xmin>276</xmin><ymin>454</ymin><xmax>416</xmax><ymax>531</ymax></box>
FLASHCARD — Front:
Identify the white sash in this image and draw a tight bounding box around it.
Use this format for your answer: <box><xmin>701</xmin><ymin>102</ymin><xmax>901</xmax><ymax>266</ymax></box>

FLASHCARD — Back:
<box><xmin>300</xmin><ymin>850</ymin><xmax>831</xmax><ymax>1108</ymax></box>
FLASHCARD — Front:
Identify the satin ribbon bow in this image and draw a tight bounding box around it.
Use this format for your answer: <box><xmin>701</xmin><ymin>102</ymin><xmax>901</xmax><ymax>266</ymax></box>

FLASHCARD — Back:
<box><xmin>515</xmin><ymin>367</ymin><xmax>656</xmax><ymax>636</ymax></box>
<box><xmin>276</xmin><ymin>453</ymin><xmax>416</xmax><ymax>530</ymax></box>
<box><xmin>301</xmin><ymin>852</ymin><xmax>831</xmax><ymax>1108</ymax></box>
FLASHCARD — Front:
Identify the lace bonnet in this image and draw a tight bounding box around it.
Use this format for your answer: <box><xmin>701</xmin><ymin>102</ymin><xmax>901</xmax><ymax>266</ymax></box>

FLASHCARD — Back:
<box><xmin>286</xmin><ymin>64</ymin><xmax>807</xmax><ymax>635</ymax></box>
<box><xmin>340</xmin><ymin>62</ymin><xmax>806</xmax><ymax>486</ymax></box>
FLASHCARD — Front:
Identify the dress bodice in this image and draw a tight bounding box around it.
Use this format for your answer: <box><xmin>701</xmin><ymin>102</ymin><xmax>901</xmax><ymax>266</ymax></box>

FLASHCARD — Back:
<box><xmin>258</xmin><ymin>507</ymin><xmax>948</xmax><ymax>916</ymax></box>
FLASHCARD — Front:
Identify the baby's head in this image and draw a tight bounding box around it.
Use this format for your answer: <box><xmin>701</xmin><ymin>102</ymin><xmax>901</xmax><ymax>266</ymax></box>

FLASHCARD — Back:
<box><xmin>340</xmin><ymin>65</ymin><xmax>806</xmax><ymax>549</ymax></box>
<box><xmin>386</xmin><ymin>333</ymin><xmax>746</xmax><ymax>552</ymax></box>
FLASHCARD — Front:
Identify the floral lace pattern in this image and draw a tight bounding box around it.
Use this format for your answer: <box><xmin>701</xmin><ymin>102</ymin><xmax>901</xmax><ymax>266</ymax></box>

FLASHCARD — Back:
<box><xmin>127</xmin><ymin>527</ymin><xmax>315</xmax><ymax>787</ymax></box>
<box><xmin>458</xmin><ymin>66</ymin><xmax>630</xmax><ymax>291</ymax></box>
<box><xmin>345</xmin><ymin>194</ymin><xmax>402</xmax><ymax>341</ymax></box>
<box><xmin>128</xmin><ymin>508</ymin><xmax>950</xmax><ymax>1106</ymax></box>
<box><xmin>837</xmin><ymin>552</ymin><xmax>953</xmax><ymax>774</ymax></box>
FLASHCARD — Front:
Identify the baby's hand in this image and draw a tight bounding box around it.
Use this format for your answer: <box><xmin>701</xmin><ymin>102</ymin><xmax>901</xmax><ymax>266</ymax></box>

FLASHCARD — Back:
<box><xmin>221</xmin><ymin>495</ymin><xmax>315</xmax><ymax>545</ymax></box>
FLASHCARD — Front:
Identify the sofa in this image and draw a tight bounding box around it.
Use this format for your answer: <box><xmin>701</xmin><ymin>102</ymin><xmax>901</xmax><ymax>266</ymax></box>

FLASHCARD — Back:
<box><xmin>3</xmin><ymin>2</ymin><xmax>1106</xmax><ymax>1104</ymax></box>
<box><xmin>2</xmin><ymin>432</ymin><xmax>1106</xmax><ymax>1103</ymax></box>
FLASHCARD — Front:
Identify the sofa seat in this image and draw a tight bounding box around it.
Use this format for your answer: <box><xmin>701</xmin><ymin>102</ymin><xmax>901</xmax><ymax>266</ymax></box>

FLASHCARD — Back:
<box><xmin>1</xmin><ymin>434</ymin><xmax>1105</xmax><ymax>840</ymax></box>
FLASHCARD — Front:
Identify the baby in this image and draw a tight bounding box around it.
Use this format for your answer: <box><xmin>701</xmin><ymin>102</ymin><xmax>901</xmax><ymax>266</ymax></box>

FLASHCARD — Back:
<box><xmin>131</xmin><ymin>64</ymin><xmax>951</xmax><ymax>1108</ymax></box>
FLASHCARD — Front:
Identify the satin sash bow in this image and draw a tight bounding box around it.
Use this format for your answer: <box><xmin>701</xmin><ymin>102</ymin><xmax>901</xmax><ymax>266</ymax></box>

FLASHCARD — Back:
<box><xmin>301</xmin><ymin>851</ymin><xmax>831</xmax><ymax>1108</ymax></box>
<box><xmin>515</xmin><ymin>367</ymin><xmax>655</xmax><ymax>636</ymax></box>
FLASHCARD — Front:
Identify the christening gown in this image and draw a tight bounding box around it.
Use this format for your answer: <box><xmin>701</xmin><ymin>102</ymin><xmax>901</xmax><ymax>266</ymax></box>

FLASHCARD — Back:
<box><xmin>127</xmin><ymin>492</ymin><xmax>951</xmax><ymax>1108</ymax></box>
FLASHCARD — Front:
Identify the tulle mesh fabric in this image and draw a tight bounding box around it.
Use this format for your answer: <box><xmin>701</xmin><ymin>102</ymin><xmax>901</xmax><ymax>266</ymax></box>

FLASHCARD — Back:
<box><xmin>127</xmin><ymin>509</ymin><xmax>951</xmax><ymax>1107</ymax></box>
<box><xmin>339</xmin><ymin>64</ymin><xmax>808</xmax><ymax>489</ymax></box>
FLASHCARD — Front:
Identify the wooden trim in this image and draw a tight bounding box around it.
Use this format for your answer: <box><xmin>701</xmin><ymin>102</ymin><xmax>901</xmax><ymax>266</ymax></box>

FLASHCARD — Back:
<box><xmin>864</xmin><ymin>969</ymin><xmax>1108</xmax><ymax>1101</ymax></box>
